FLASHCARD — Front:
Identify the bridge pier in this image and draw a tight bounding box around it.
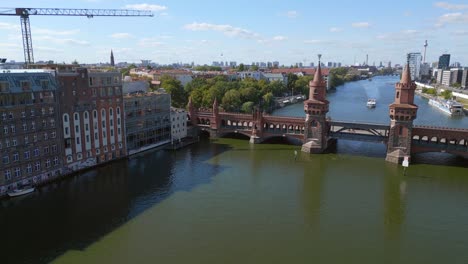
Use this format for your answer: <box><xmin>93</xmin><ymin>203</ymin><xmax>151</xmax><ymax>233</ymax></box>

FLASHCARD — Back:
<box><xmin>249</xmin><ymin>136</ymin><xmax>263</xmax><ymax>144</ymax></box>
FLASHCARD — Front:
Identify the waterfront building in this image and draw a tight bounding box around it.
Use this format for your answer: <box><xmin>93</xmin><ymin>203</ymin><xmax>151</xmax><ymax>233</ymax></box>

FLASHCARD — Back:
<box><xmin>171</xmin><ymin>108</ymin><xmax>187</xmax><ymax>143</ymax></box>
<box><xmin>407</xmin><ymin>52</ymin><xmax>422</xmax><ymax>81</ymax></box>
<box><xmin>57</xmin><ymin>68</ymin><xmax>126</xmax><ymax>171</ymax></box>
<box><xmin>262</xmin><ymin>73</ymin><xmax>288</xmax><ymax>85</ymax></box>
<box><xmin>450</xmin><ymin>68</ymin><xmax>463</xmax><ymax>85</ymax></box>
<box><xmin>123</xmin><ymin>82</ymin><xmax>171</xmax><ymax>155</ymax></box>
<box><xmin>438</xmin><ymin>54</ymin><xmax>450</xmax><ymax>70</ymax></box>
<box><xmin>461</xmin><ymin>69</ymin><xmax>468</xmax><ymax>89</ymax></box>
<box><xmin>0</xmin><ymin>70</ymin><xmax>64</xmax><ymax>193</ymax></box>
<box><xmin>441</xmin><ymin>70</ymin><xmax>452</xmax><ymax>86</ymax></box>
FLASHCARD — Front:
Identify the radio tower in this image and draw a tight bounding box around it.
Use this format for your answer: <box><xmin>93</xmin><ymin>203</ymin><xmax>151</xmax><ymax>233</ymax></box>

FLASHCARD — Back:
<box><xmin>423</xmin><ymin>40</ymin><xmax>428</xmax><ymax>63</ymax></box>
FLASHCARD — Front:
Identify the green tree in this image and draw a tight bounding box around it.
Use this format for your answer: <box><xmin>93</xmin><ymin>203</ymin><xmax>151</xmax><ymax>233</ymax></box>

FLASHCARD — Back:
<box><xmin>286</xmin><ymin>73</ymin><xmax>298</xmax><ymax>95</ymax></box>
<box><xmin>222</xmin><ymin>89</ymin><xmax>242</xmax><ymax>111</ymax></box>
<box><xmin>241</xmin><ymin>101</ymin><xmax>255</xmax><ymax>113</ymax></box>
<box><xmin>441</xmin><ymin>90</ymin><xmax>452</xmax><ymax>99</ymax></box>
<box><xmin>251</xmin><ymin>64</ymin><xmax>259</xmax><ymax>71</ymax></box>
<box><xmin>190</xmin><ymin>88</ymin><xmax>204</xmax><ymax>108</ymax></box>
<box><xmin>240</xmin><ymin>86</ymin><xmax>259</xmax><ymax>103</ymax></box>
<box><xmin>238</xmin><ymin>63</ymin><xmax>245</xmax><ymax>71</ymax></box>
<box><xmin>160</xmin><ymin>75</ymin><xmax>186</xmax><ymax>108</ymax></box>
<box><xmin>294</xmin><ymin>75</ymin><xmax>313</xmax><ymax>96</ymax></box>
<box><xmin>267</xmin><ymin>80</ymin><xmax>286</xmax><ymax>96</ymax></box>
<box><xmin>262</xmin><ymin>92</ymin><xmax>274</xmax><ymax>112</ymax></box>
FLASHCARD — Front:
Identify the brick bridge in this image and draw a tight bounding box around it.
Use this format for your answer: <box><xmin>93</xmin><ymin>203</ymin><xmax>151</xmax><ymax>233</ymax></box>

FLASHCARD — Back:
<box><xmin>188</xmin><ymin>58</ymin><xmax>468</xmax><ymax>163</ymax></box>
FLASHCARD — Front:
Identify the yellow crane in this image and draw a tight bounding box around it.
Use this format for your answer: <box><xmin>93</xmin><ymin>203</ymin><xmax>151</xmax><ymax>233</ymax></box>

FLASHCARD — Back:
<box><xmin>0</xmin><ymin>7</ymin><xmax>153</xmax><ymax>65</ymax></box>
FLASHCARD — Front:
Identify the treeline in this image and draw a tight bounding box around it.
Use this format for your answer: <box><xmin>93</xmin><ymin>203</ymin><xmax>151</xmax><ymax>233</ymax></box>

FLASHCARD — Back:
<box><xmin>328</xmin><ymin>67</ymin><xmax>360</xmax><ymax>88</ymax></box>
<box><xmin>160</xmin><ymin>73</ymin><xmax>314</xmax><ymax>113</ymax></box>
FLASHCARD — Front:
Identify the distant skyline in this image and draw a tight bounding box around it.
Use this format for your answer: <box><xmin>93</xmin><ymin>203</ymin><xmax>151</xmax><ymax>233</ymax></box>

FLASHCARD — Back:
<box><xmin>1</xmin><ymin>0</ymin><xmax>468</xmax><ymax>66</ymax></box>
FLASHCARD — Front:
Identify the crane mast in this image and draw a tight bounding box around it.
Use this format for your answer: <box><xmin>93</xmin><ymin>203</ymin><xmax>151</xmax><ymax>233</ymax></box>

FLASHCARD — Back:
<box><xmin>0</xmin><ymin>7</ymin><xmax>153</xmax><ymax>65</ymax></box>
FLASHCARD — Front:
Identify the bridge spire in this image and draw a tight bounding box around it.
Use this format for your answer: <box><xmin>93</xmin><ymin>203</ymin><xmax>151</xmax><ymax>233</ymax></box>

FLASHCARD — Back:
<box><xmin>187</xmin><ymin>96</ymin><xmax>197</xmax><ymax>126</ymax></box>
<box><xmin>386</xmin><ymin>54</ymin><xmax>419</xmax><ymax>164</ymax></box>
<box><xmin>302</xmin><ymin>54</ymin><xmax>332</xmax><ymax>154</ymax></box>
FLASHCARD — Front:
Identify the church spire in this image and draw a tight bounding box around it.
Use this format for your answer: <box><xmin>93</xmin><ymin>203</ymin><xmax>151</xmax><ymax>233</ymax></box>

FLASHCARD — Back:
<box><xmin>110</xmin><ymin>49</ymin><xmax>115</xmax><ymax>67</ymax></box>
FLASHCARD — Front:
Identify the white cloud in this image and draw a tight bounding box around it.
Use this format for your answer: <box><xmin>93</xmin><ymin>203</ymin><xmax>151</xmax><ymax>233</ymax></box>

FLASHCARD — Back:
<box><xmin>124</xmin><ymin>4</ymin><xmax>168</xmax><ymax>11</ymax></box>
<box><xmin>285</xmin><ymin>10</ymin><xmax>299</xmax><ymax>18</ymax></box>
<box><xmin>453</xmin><ymin>30</ymin><xmax>468</xmax><ymax>35</ymax></box>
<box><xmin>184</xmin><ymin>22</ymin><xmax>260</xmax><ymax>39</ymax></box>
<box><xmin>273</xmin><ymin>35</ymin><xmax>287</xmax><ymax>41</ymax></box>
<box><xmin>376</xmin><ymin>29</ymin><xmax>424</xmax><ymax>42</ymax></box>
<box><xmin>35</xmin><ymin>46</ymin><xmax>64</xmax><ymax>53</ymax></box>
<box><xmin>434</xmin><ymin>2</ymin><xmax>468</xmax><ymax>10</ymax></box>
<box><xmin>435</xmin><ymin>12</ymin><xmax>468</xmax><ymax>27</ymax></box>
<box><xmin>352</xmin><ymin>22</ymin><xmax>371</xmax><ymax>28</ymax></box>
<box><xmin>139</xmin><ymin>37</ymin><xmax>165</xmax><ymax>47</ymax></box>
<box><xmin>34</xmin><ymin>36</ymin><xmax>90</xmax><ymax>46</ymax></box>
<box><xmin>0</xmin><ymin>22</ymin><xmax>20</xmax><ymax>30</ymax></box>
<box><xmin>304</xmin><ymin>39</ymin><xmax>332</xmax><ymax>44</ymax></box>
<box><xmin>34</xmin><ymin>28</ymin><xmax>80</xmax><ymax>36</ymax></box>
<box><xmin>110</xmin><ymin>33</ymin><xmax>133</xmax><ymax>39</ymax></box>
<box><xmin>329</xmin><ymin>27</ymin><xmax>343</xmax><ymax>32</ymax></box>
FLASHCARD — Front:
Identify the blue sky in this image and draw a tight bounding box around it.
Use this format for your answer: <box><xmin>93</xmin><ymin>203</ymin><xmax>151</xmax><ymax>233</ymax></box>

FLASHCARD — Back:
<box><xmin>1</xmin><ymin>0</ymin><xmax>468</xmax><ymax>66</ymax></box>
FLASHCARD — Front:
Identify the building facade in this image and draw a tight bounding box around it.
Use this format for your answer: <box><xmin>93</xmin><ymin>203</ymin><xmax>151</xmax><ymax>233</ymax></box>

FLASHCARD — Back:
<box><xmin>408</xmin><ymin>52</ymin><xmax>422</xmax><ymax>81</ymax></box>
<box><xmin>461</xmin><ymin>69</ymin><xmax>468</xmax><ymax>89</ymax></box>
<box><xmin>441</xmin><ymin>70</ymin><xmax>452</xmax><ymax>86</ymax></box>
<box><xmin>123</xmin><ymin>84</ymin><xmax>171</xmax><ymax>155</ymax></box>
<box><xmin>0</xmin><ymin>70</ymin><xmax>64</xmax><ymax>193</ymax></box>
<box><xmin>171</xmin><ymin>108</ymin><xmax>187</xmax><ymax>143</ymax></box>
<box><xmin>438</xmin><ymin>54</ymin><xmax>450</xmax><ymax>70</ymax></box>
<box><xmin>57</xmin><ymin>68</ymin><xmax>126</xmax><ymax>172</ymax></box>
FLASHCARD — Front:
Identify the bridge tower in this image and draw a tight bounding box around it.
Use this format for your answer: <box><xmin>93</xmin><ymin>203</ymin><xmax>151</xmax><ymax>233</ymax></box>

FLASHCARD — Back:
<box><xmin>187</xmin><ymin>96</ymin><xmax>198</xmax><ymax>126</ymax></box>
<box><xmin>302</xmin><ymin>55</ymin><xmax>331</xmax><ymax>153</ymax></box>
<box><xmin>386</xmin><ymin>56</ymin><xmax>419</xmax><ymax>163</ymax></box>
<box><xmin>211</xmin><ymin>98</ymin><xmax>220</xmax><ymax>130</ymax></box>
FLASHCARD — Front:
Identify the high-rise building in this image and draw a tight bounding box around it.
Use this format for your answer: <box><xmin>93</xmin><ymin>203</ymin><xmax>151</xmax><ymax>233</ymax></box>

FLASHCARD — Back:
<box><xmin>461</xmin><ymin>69</ymin><xmax>468</xmax><ymax>89</ymax></box>
<box><xmin>0</xmin><ymin>70</ymin><xmax>64</xmax><ymax>194</ymax></box>
<box><xmin>407</xmin><ymin>52</ymin><xmax>422</xmax><ymax>81</ymax></box>
<box><xmin>438</xmin><ymin>54</ymin><xmax>450</xmax><ymax>70</ymax></box>
<box><xmin>57</xmin><ymin>68</ymin><xmax>126</xmax><ymax>172</ymax></box>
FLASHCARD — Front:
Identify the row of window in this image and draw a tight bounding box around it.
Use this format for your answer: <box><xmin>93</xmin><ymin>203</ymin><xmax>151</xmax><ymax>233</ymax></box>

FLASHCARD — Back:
<box><xmin>1</xmin><ymin>107</ymin><xmax>55</xmax><ymax>121</ymax></box>
<box><xmin>3</xmin><ymin>157</ymin><xmax>59</xmax><ymax>181</ymax></box>
<box><xmin>0</xmin><ymin>131</ymin><xmax>57</xmax><ymax>149</ymax></box>
<box><xmin>3</xmin><ymin>119</ymin><xmax>56</xmax><ymax>135</ymax></box>
<box><xmin>2</xmin><ymin>145</ymin><xmax>58</xmax><ymax>165</ymax></box>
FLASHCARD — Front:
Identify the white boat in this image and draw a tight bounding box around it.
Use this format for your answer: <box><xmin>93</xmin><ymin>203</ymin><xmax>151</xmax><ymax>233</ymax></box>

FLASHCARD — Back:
<box><xmin>367</xmin><ymin>98</ymin><xmax>376</xmax><ymax>108</ymax></box>
<box><xmin>7</xmin><ymin>186</ymin><xmax>35</xmax><ymax>197</ymax></box>
<box><xmin>428</xmin><ymin>98</ymin><xmax>465</xmax><ymax>116</ymax></box>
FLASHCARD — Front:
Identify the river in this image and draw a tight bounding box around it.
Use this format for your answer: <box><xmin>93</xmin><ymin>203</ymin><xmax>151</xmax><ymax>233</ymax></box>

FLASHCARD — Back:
<box><xmin>1</xmin><ymin>76</ymin><xmax>467</xmax><ymax>264</ymax></box>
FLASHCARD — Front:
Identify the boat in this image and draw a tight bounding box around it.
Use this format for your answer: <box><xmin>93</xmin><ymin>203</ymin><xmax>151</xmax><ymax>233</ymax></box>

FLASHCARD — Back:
<box><xmin>367</xmin><ymin>98</ymin><xmax>376</xmax><ymax>108</ymax></box>
<box><xmin>7</xmin><ymin>186</ymin><xmax>35</xmax><ymax>197</ymax></box>
<box><xmin>428</xmin><ymin>98</ymin><xmax>465</xmax><ymax>116</ymax></box>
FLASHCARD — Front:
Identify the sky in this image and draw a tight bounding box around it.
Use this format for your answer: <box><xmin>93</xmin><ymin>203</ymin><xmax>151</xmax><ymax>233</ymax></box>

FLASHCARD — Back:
<box><xmin>1</xmin><ymin>0</ymin><xmax>468</xmax><ymax>66</ymax></box>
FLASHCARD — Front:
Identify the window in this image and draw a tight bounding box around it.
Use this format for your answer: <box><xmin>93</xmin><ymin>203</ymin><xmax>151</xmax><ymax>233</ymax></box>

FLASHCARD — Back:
<box><xmin>8</xmin><ymin>112</ymin><xmax>13</xmax><ymax>119</ymax></box>
<box><xmin>24</xmin><ymin>151</ymin><xmax>30</xmax><ymax>159</ymax></box>
<box><xmin>396</xmin><ymin>91</ymin><xmax>400</xmax><ymax>99</ymax></box>
<box><xmin>93</xmin><ymin>110</ymin><xmax>97</xmax><ymax>119</ymax></box>
<box><xmin>63</xmin><ymin>114</ymin><xmax>68</xmax><ymax>122</ymax></box>
<box><xmin>2</xmin><ymin>155</ymin><xmax>9</xmax><ymax>164</ymax></box>
<box><xmin>23</xmin><ymin>123</ymin><xmax>27</xmax><ymax>131</ymax></box>
<box><xmin>42</xmin><ymin>119</ymin><xmax>47</xmax><ymax>128</ymax></box>
<box><xmin>76</xmin><ymin>137</ymin><xmax>80</xmax><ymax>144</ymax></box>
<box><xmin>102</xmin><ymin>121</ymin><xmax>106</xmax><ymax>128</ymax></box>
<box><xmin>30</xmin><ymin>109</ymin><xmax>34</xmax><ymax>117</ymax></box>
<box><xmin>52</xmin><ymin>145</ymin><xmax>57</xmax><ymax>153</ymax></box>
<box><xmin>12</xmin><ymin>139</ymin><xmax>17</xmax><ymax>146</ymax></box>
<box><xmin>26</xmin><ymin>164</ymin><xmax>32</xmax><ymax>174</ymax></box>
<box><xmin>94</xmin><ymin>132</ymin><xmax>98</xmax><ymax>140</ymax></box>
<box><xmin>49</xmin><ymin>107</ymin><xmax>54</xmax><ymax>114</ymax></box>
<box><xmin>4</xmin><ymin>170</ymin><xmax>11</xmax><ymax>181</ymax></box>
<box><xmin>118</xmin><ymin>127</ymin><xmax>121</xmax><ymax>135</ymax></box>
<box><xmin>74</xmin><ymin>113</ymin><xmax>79</xmax><ymax>121</ymax></box>
<box><xmin>45</xmin><ymin>159</ymin><xmax>51</xmax><ymax>168</ymax></box>
<box><xmin>5</xmin><ymin>139</ymin><xmax>10</xmax><ymax>147</ymax></box>
<box><xmin>53</xmin><ymin>157</ymin><xmax>59</xmax><ymax>166</ymax></box>
<box><xmin>110</xmin><ymin>129</ymin><xmax>114</xmax><ymax>137</ymax></box>
<box><xmin>102</xmin><ymin>131</ymin><xmax>106</xmax><ymax>138</ymax></box>
<box><xmin>50</xmin><ymin>119</ymin><xmax>55</xmax><ymax>127</ymax></box>
<box><xmin>21</xmin><ymin>111</ymin><xmax>26</xmax><ymax>118</ymax></box>
<box><xmin>3</xmin><ymin>126</ymin><xmax>8</xmax><ymax>134</ymax></box>
<box><xmin>14</xmin><ymin>167</ymin><xmax>21</xmax><ymax>177</ymax></box>
<box><xmin>0</xmin><ymin>82</ymin><xmax>10</xmax><ymax>92</ymax></box>
<box><xmin>42</xmin><ymin>108</ymin><xmax>46</xmax><ymax>115</ymax></box>
<box><xmin>109</xmin><ymin>108</ymin><xmax>113</xmax><ymax>116</ymax></box>
<box><xmin>75</xmin><ymin>125</ymin><xmax>79</xmax><ymax>133</ymax></box>
<box><xmin>31</xmin><ymin>121</ymin><xmax>35</xmax><ymax>130</ymax></box>
<box><xmin>33</xmin><ymin>134</ymin><xmax>37</xmax><ymax>142</ymax></box>
<box><xmin>33</xmin><ymin>148</ymin><xmax>39</xmax><ymax>156</ymax></box>
<box><xmin>110</xmin><ymin>119</ymin><xmax>113</xmax><ymax>126</ymax></box>
<box><xmin>92</xmin><ymin>88</ymin><xmax>97</xmax><ymax>97</ymax></box>
<box><xmin>117</xmin><ymin>118</ymin><xmax>121</xmax><ymax>125</ymax></box>
<box><xmin>34</xmin><ymin>161</ymin><xmax>41</xmax><ymax>171</ymax></box>
<box><xmin>107</xmin><ymin>87</ymin><xmax>114</xmax><ymax>96</ymax></box>
<box><xmin>44</xmin><ymin>132</ymin><xmax>48</xmax><ymax>140</ymax></box>
<box><xmin>51</xmin><ymin>131</ymin><xmax>56</xmax><ymax>138</ymax></box>
<box><xmin>10</xmin><ymin>125</ymin><xmax>15</xmax><ymax>133</ymax></box>
<box><xmin>84</xmin><ymin>112</ymin><xmax>88</xmax><ymax>119</ymax></box>
<box><xmin>20</xmin><ymin>81</ymin><xmax>31</xmax><ymax>91</ymax></box>
<box><xmin>41</xmin><ymin>80</ymin><xmax>49</xmax><ymax>89</ymax></box>
<box><xmin>116</xmin><ymin>107</ymin><xmax>120</xmax><ymax>115</ymax></box>
<box><xmin>13</xmin><ymin>153</ymin><xmax>19</xmax><ymax>162</ymax></box>
<box><xmin>85</xmin><ymin>124</ymin><xmax>89</xmax><ymax>131</ymax></box>
<box><xmin>44</xmin><ymin>146</ymin><xmax>49</xmax><ymax>154</ymax></box>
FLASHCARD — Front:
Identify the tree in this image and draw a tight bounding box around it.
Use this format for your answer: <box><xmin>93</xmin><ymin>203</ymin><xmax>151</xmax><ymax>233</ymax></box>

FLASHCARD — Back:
<box><xmin>294</xmin><ymin>75</ymin><xmax>313</xmax><ymax>96</ymax></box>
<box><xmin>160</xmin><ymin>75</ymin><xmax>186</xmax><ymax>108</ymax></box>
<box><xmin>286</xmin><ymin>73</ymin><xmax>298</xmax><ymax>95</ymax></box>
<box><xmin>240</xmin><ymin>86</ymin><xmax>259</xmax><ymax>103</ymax></box>
<box><xmin>190</xmin><ymin>88</ymin><xmax>204</xmax><ymax>108</ymax></box>
<box><xmin>262</xmin><ymin>92</ymin><xmax>274</xmax><ymax>112</ymax></box>
<box><xmin>251</xmin><ymin>64</ymin><xmax>259</xmax><ymax>71</ymax></box>
<box><xmin>238</xmin><ymin>63</ymin><xmax>245</xmax><ymax>71</ymax></box>
<box><xmin>241</xmin><ymin>101</ymin><xmax>255</xmax><ymax>113</ymax></box>
<box><xmin>221</xmin><ymin>89</ymin><xmax>242</xmax><ymax>111</ymax></box>
<box><xmin>441</xmin><ymin>90</ymin><xmax>452</xmax><ymax>100</ymax></box>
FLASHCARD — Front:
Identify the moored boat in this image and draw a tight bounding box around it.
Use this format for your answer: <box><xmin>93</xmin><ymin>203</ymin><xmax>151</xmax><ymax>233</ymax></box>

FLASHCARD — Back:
<box><xmin>7</xmin><ymin>186</ymin><xmax>35</xmax><ymax>197</ymax></box>
<box><xmin>428</xmin><ymin>98</ymin><xmax>464</xmax><ymax>116</ymax></box>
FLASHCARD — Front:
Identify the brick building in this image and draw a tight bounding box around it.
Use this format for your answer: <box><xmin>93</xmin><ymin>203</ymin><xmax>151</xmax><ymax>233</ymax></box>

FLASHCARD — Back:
<box><xmin>57</xmin><ymin>68</ymin><xmax>126</xmax><ymax>171</ymax></box>
<box><xmin>0</xmin><ymin>70</ymin><xmax>63</xmax><ymax>194</ymax></box>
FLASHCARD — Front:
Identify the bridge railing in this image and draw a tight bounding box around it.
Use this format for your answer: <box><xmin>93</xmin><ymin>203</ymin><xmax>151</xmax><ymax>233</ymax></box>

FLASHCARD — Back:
<box><xmin>413</xmin><ymin>125</ymin><xmax>468</xmax><ymax>132</ymax></box>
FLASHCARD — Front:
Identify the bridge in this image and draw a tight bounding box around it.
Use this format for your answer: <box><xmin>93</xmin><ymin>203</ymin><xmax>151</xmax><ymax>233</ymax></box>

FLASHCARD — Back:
<box><xmin>188</xmin><ymin>57</ymin><xmax>468</xmax><ymax>163</ymax></box>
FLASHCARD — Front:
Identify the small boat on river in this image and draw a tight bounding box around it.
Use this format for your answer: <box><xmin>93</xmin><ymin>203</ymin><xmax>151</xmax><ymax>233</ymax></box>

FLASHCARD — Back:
<box><xmin>367</xmin><ymin>98</ymin><xmax>376</xmax><ymax>108</ymax></box>
<box><xmin>7</xmin><ymin>186</ymin><xmax>35</xmax><ymax>197</ymax></box>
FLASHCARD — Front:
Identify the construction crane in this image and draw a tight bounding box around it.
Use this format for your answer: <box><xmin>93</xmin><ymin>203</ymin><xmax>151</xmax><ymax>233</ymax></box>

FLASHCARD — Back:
<box><xmin>0</xmin><ymin>7</ymin><xmax>153</xmax><ymax>65</ymax></box>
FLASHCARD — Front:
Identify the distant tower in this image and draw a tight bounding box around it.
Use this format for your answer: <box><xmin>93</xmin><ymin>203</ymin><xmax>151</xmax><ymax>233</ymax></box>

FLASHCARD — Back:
<box><xmin>302</xmin><ymin>54</ymin><xmax>331</xmax><ymax>154</ymax></box>
<box><xmin>366</xmin><ymin>54</ymin><xmax>368</xmax><ymax>66</ymax></box>
<box><xmin>423</xmin><ymin>40</ymin><xmax>428</xmax><ymax>64</ymax></box>
<box><xmin>110</xmin><ymin>50</ymin><xmax>115</xmax><ymax>67</ymax></box>
<box><xmin>386</xmin><ymin>55</ymin><xmax>418</xmax><ymax>164</ymax></box>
